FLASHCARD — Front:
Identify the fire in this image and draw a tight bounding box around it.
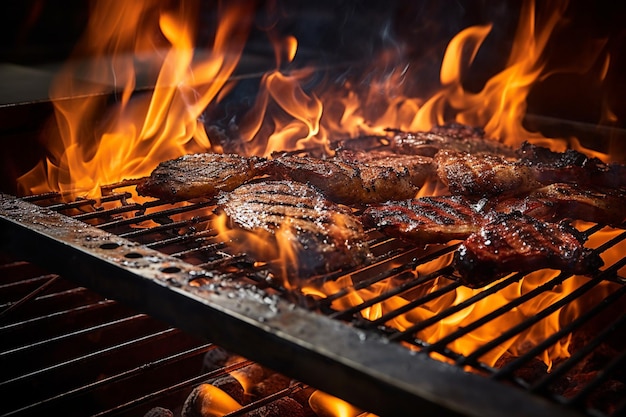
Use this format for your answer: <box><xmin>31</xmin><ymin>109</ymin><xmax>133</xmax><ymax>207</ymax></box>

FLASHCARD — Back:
<box><xmin>17</xmin><ymin>0</ymin><xmax>253</xmax><ymax>198</ymax></box>
<box><xmin>309</xmin><ymin>390</ymin><xmax>376</xmax><ymax>417</ymax></box>
<box><xmin>19</xmin><ymin>0</ymin><xmax>617</xmax><ymax>195</ymax></box>
<box><xmin>211</xmin><ymin>211</ymin><xmax>302</xmax><ymax>290</ymax></box>
<box><xmin>14</xmin><ymin>0</ymin><xmax>624</xmax><ymax>386</ymax></box>
<box><xmin>187</xmin><ymin>383</ymin><xmax>242</xmax><ymax>417</ymax></box>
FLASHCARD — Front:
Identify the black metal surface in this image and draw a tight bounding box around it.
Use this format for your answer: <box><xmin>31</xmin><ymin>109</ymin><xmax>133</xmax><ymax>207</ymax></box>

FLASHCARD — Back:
<box><xmin>0</xmin><ymin>256</ymin><xmax>218</xmax><ymax>417</ymax></box>
<box><xmin>4</xmin><ymin>190</ymin><xmax>625</xmax><ymax>417</ymax></box>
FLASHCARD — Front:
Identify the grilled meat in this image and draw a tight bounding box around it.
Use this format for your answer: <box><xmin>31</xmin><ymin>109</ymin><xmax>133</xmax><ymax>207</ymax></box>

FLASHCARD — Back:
<box><xmin>334</xmin><ymin>148</ymin><xmax>435</xmax><ymax>190</ymax></box>
<box><xmin>265</xmin><ymin>151</ymin><xmax>433</xmax><ymax>205</ymax></box>
<box><xmin>434</xmin><ymin>149</ymin><xmax>541</xmax><ymax>197</ymax></box>
<box><xmin>454</xmin><ymin>212</ymin><xmax>603</xmax><ymax>288</ymax></box>
<box><xmin>217</xmin><ymin>180</ymin><xmax>372</xmax><ymax>277</ymax></box>
<box><xmin>388</xmin><ymin>123</ymin><xmax>516</xmax><ymax>158</ymax></box>
<box><xmin>137</xmin><ymin>153</ymin><xmax>268</xmax><ymax>201</ymax></box>
<box><xmin>494</xmin><ymin>183</ymin><xmax>626</xmax><ymax>226</ymax></box>
<box><xmin>517</xmin><ymin>142</ymin><xmax>626</xmax><ymax>189</ymax></box>
<box><xmin>361</xmin><ymin>195</ymin><xmax>484</xmax><ymax>245</ymax></box>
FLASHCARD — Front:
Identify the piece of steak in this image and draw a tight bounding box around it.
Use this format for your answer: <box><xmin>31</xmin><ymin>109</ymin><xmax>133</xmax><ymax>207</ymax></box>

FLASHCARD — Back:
<box><xmin>434</xmin><ymin>149</ymin><xmax>541</xmax><ymax>197</ymax></box>
<box><xmin>334</xmin><ymin>148</ymin><xmax>435</xmax><ymax>189</ymax></box>
<box><xmin>388</xmin><ymin>123</ymin><xmax>516</xmax><ymax>158</ymax></box>
<box><xmin>517</xmin><ymin>142</ymin><xmax>626</xmax><ymax>189</ymax></box>
<box><xmin>493</xmin><ymin>183</ymin><xmax>626</xmax><ymax>226</ymax></box>
<box><xmin>361</xmin><ymin>195</ymin><xmax>484</xmax><ymax>245</ymax></box>
<box><xmin>454</xmin><ymin>212</ymin><xmax>603</xmax><ymax>288</ymax></box>
<box><xmin>265</xmin><ymin>152</ymin><xmax>433</xmax><ymax>205</ymax></box>
<box><xmin>137</xmin><ymin>153</ymin><xmax>268</xmax><ymax>201</ymax></box>
<box><xmin>217</xmin><ymin>180</ymin><xmax>372</xmax><ymax>277</ymax></box>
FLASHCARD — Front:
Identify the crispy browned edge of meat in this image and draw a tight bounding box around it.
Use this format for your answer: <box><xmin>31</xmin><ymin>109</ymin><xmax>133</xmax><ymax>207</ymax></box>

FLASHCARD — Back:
<box><xmin>453</xmin><ymin>212</ymin><xmax>603</xmax><ymax>288</ymax></box>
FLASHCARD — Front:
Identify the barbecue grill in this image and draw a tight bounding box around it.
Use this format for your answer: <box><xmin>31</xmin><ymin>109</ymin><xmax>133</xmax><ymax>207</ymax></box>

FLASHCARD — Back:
<box><xmin>2</xmin><ymin>1</ymin><xmax>626</xmax><ymax>416</ymax></box>
<box><xmin>2</xmin><ymin>170</ymin><xmax>625</xmax><ymax>416</ymax></box>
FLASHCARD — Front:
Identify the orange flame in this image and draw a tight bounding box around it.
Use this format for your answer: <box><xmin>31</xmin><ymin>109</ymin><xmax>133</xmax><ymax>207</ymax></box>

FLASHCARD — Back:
<box><xmin>309</xmin><ymin>390</ymin><xmax>376</xmax><ymax>417</ymax></box>
<box><xmin>191</xmin><ymin>383</ymin><xmax>242</xmax><ymax>417</ymax></box>
<box><xmin>18</xmin><ymin>0</ymin><xmax>253</xmax><ymax>197</ymax></box>
<box><xmin>304</xmin><ymin>256</ymin><xmax>617</xmax><ymax>370</ymax></box>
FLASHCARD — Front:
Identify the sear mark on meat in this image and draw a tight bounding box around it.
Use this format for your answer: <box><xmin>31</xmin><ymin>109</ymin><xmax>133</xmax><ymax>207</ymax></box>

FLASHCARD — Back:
<box><xmin>361</xmin><ymin>195</ymin><xmax>484</xmax><ymax>245</ymax></box>
<box><xmin>517</xmin><ymin>142</ymin><xmax>626</xmax><ymax>189</ymax></box>
<box><xmin>265</xmin><ymin>151</ymin><xmax>434</xmax><ymax>205</ymax></box>
<box><xmin>136</xmin><ymin>153</ymin><xmax>268</xmax><ymax>201</ymax></box>
<box><xmin>494</xmin><ymin>183</ymin><xmax>626</xmax><ymax>226</ymax></box>
<box><xmin>454</xmin><ymin>212</ymin><xmax>603</xmax><ymax>288</ymax></box>
<box><xmin>388</xmin><ymin>123</ymin><xmax>516</xmax><ymax>158</ymax></box>
<box><xmin>217</xmin><ymin>180</ymin><xmax>373</xmax><ymax>277</ymax></box>
<box><xmin>435</xmin><ymin>149</ymin><xmax>541</xmax><ymax>197</ymax></box>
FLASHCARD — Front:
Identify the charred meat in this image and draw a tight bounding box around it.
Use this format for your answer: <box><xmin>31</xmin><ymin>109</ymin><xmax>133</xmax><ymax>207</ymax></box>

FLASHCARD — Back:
<box><xmin>334</xmin><ymin>148</ymin><xmax>434</xmax><ymax>189</ymax></box>
<box><xmin>434</xmin><ymin>149</ymin><xmax>541</xmax><ymax>197</ymax></box>
<box><xmin>517</xmin><ymin>142</ymin><xmax>626</xmax><ymax>189</ymax></box>
<box><xmin>217</xmin><ymin>180</ymin><xmax>372</xmax><ymax>277</ymax></box>
<box><xmin>454</xmin><ymin>212</ymin><xmax>603</xmax><ymax>288</ymax></box>
<box><xmin>361</xmin><ymin>195</ymin><xmax>484</xmax><ymax>245</ymax></box>
<box><xmin>494</xmin><ymin>183</ymin><xmax>626</xmax><ymax>226</ymax></box>
<box><xmin>388</xmin><ymin>123</ymin><xmax>516</xmax><ymax>158</ymax></box>
<box><xmin>137</xmin><ymin>153</ymin><xmax>268</xmax><ymax>201</ymax></box>
<box><xmin>265</xmin><ymin>152</ymin><xmax>433</xmax><ymax>205</ymax></box>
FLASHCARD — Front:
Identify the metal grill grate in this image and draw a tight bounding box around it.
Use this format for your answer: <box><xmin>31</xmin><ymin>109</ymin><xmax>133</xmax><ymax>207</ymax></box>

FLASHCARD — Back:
<box><xmin>2</xmin><ymin>186</ymin><xmax>626</xmax><ymax>417</ymax></box>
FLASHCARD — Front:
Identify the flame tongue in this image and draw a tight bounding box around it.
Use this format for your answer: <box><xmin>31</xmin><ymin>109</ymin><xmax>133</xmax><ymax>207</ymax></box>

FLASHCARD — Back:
<box><xmin>18</xmin><ymin>0</ymin><xmax>252</xmax><ymax>198</ymax></box>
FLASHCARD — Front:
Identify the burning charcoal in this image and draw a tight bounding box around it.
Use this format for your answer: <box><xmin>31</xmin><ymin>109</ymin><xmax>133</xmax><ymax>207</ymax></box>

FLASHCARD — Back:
<box><xmin>143</xmin><ymin>407</ymin><xmax>173</xmax><ymax>417</ymax></box>
<box><xmin>182</xmin><ymin>383</ymin><xmax>242</xmax><ymax>417</ymax></box>
<box><xmin>247</xmin><ymin>397</ymin><xmax>306</xmax><ymax>417</ymax></box>
<box><xmin>288</xmin><ymin>382</ymin><xmax>318</xmax><ymax>417</ymax></box>
<box><xmin>494</xmin><ymin>353</ymin><xmax>548</xmax><ymax>384</ymax></box>
<box><xmin>208</xmin><ymin>375</ymin><xmax>245</xmax><ymax>404</ymax></box>
<box><xmin>202</xmin><ymin>347</ymin><xmax>234</xmax><ymax>372</ymax></box>
<box><xmin>251</xmin><ymin>372</ymin><xmax>292</xmax><ymax>397</ymax></box>
<box><xmin>235</xmin><ymin>363</ymin><xmax>266</xmax><ymax>386</ymax></box>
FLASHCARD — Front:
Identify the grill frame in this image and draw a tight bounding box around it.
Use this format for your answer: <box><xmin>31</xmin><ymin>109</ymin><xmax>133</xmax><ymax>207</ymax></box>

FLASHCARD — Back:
<box><xmin>4</xmin><ymin>190</ymin><xmax>625</xmax><ymax>417</ymax></box>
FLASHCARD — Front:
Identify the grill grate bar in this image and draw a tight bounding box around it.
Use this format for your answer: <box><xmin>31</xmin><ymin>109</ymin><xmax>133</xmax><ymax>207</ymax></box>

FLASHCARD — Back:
<box><xmin>493</xmin><ymin>283</ymin><xmax>626</xmax><ymax>383</ymax></box>
<box><xmin>145</xmin><ymin>229</ymin><xmax>217</xmax><ymax>250</ymax></box>
<box><xmin>0</xmin><ymin>274</ymin><xmax>59</xmax><ymax>320</ymax></box>
<box><xmin>72</xmin><ymin>202</ymin><xmax>144</xmax><ymax>222</ymax></box>
<box><xmin>456</xmin><ymin>267</ymin><xmax>621</xmax><ymax>370</ymax></box>
<box><xmin>423</xmin><ymin>272</ymin><xmax>572</xmax><ymax>356</ymax></box>
<box><xmin>46</xmin><ymin>197</ymin><xmax>98</xmax><ymax>212</ymax></box>
<box><xmin>366</xmin><ymin>270</ymin><xmax>460</xmax><ymax>327</ymax></box>
<box><xmin>119</xmin><ymin>215</ymin><xmax>213</xmax><ymax>239</ymax></box>
<box><xmin>0</xmin><ymin>286</ymin><xmax>94</xmax><ymax>313</ymax></box>
<box><xmin>222</xmin><ymin>381</ymin><xmax>308</xmax><ymax>417</ymax></box>
<box><xmin>388</xmin><ymin>272</ymin><xmax>525</xmax><ymax>342</ymax></box>
<box><xmin>525</xmin><ymin>261</ymin><xmax>626</xmax><ymax>393</ymax></box>
<box><xmin>562</xmin><ymin>317</ymin><xmax>626</xmax><ymax>408</ymax></box>
<box><xmin>95</xmin><ymin>200</ymin><xmax>214</xmax><ymax>229</ymax></box>
<box><xmin>324</xmin><ymin>244</ymin><xmax>459</xmax><ymax>314</ymax></box>
<box><xmin>92</xmin><ymin>358</ymin><xmax>256</xmax><ymax>417</ymax></box>
<box><xmin>0</xmin><ymin>299</ymin><xmax>117</xmax><ymax>337</ymax></box>
<box><xmin>5</xmin><ymin>343</ymin><xmax>214</xmax><ymax>417</ymax></box>
<box><xmin>1</xmin><ymin>326</ymin><xmax>180</xmax><ymax>390</ymax></box>
<box><xmin>169</xmin><ymin>241</ymin><xmax>229</xmax><ymax>260</ymax></box>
